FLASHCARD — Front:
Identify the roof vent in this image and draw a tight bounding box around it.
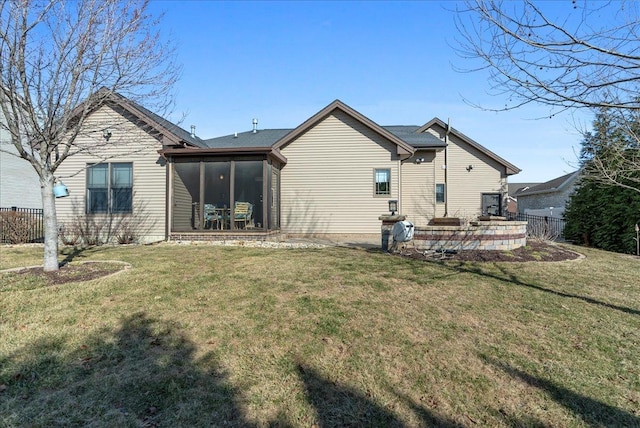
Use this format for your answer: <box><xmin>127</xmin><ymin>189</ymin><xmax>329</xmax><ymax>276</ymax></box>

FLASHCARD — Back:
<box><xmin>190</xmin><ymin>125</ymin><xmax>196</xmax><ymax>139</ymax></box>
<box><xmin>234</xmin><ymin>131</ymin><xmax>238</xmax><ymax>138</ymax></box>
<box><xmin>252</xmin><ymin>118</ymin><xmax>258</xmax><ymax>133</ymax></box>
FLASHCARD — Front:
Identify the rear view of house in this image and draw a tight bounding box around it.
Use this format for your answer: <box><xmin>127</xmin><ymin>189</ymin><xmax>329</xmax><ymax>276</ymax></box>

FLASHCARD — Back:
<box><xmin>53</xmin><ymin>94</ymin><xmax>520</xmax><ymax>244</ymax></box>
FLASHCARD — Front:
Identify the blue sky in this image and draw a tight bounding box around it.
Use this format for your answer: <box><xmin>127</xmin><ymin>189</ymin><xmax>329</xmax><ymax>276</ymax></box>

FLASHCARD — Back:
<box><xmin>149</xmin><ymin>1</ymin><xmax>591</xmax><ymax>183</ymax></box>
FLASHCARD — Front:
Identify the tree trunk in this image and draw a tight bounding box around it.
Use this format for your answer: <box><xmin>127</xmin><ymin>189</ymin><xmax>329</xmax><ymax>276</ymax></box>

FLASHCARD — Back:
<box><xmin>41</xmin><ymin>174</ymin><xmax>59</xmax><ymax>272</ymax></box>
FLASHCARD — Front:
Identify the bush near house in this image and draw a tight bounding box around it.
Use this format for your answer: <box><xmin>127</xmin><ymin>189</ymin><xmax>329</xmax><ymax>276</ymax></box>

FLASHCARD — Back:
<box><xmin>0</xmin><ymin>208</ymin><xmax>43</xmax><ymax>244</ymax></box>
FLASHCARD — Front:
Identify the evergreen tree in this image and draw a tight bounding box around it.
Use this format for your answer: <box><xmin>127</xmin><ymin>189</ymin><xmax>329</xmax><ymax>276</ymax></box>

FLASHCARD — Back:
<box><xmin>564</xmin><ymin>111</ymin><xmax>640</xmax><ymax>254</ymax></box>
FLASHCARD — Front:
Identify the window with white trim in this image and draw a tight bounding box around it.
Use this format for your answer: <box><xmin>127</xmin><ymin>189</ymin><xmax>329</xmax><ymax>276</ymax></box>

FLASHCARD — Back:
<box><xmin>87</xmin><ymin>162</ymin><xmax>133</xmax><ymax>214</ymax></box>
<box><xmin>374</xmin><ymin>169</ymin><xmax>391</xmax><ymax>195</ymax></box>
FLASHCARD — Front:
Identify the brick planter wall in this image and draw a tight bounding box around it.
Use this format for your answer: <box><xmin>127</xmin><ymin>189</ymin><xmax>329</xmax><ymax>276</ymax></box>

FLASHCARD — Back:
<box><xmin>413</xmin><ymin>220</ymin><xmax>527</xmax><ymax>251</ymax></box>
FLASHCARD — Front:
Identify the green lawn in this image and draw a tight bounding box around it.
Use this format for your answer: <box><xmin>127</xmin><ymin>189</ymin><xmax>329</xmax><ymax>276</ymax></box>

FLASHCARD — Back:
<box><xmin>1</xmin><ymin>243</ymin><xmax>639</xmax><ymax>427</ymax></box>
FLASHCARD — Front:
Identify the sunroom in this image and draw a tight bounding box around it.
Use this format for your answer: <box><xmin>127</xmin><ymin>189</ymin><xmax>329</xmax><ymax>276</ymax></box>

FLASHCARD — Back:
<box><xmin>162</xmin><ymin>146</ymin><xmax>286</xmax><ymax>240</ymax></box>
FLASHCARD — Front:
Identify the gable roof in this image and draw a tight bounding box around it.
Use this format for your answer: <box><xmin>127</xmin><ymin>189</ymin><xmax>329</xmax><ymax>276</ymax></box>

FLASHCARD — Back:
<box><xmin>517</xmin><ymin>170</ymin><xmax>581</xmax><ymax>196</ymax></box>
<box><xmin>73</xmin><ymin>88</ymin><xmax>203</xmax><ymax>148</ymax></box>
<box><xmin>417</xmin><ymin>118</ymin><xmax>521</xmax><ymax>175</ymax></box>
<box><xmin>155</xmin><ymin>98</ymin><xmax>520</xmax><ymax>175</ymax></box>
<box><xmin>105</xmin><ymin>91</ymin><xmax>204</xmax><ymax>147</ymax></box>
<box><xmin>272</xmin><ymin>99</ymin><xmax>416</xmax><ymax>156</ymax></box>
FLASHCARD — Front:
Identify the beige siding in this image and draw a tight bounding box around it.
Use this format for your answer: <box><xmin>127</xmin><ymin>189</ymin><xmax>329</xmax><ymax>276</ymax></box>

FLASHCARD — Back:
<box><xmin>434</xmin><ymin>134</ymin><xmax>506</xmax><ymax>219</ymax></box>
<box><xmin>55</xmin><ymin>105</ymin><xmax>166</xmax><ymax>243</ymax></box>
<box><xmin>401</xmin><ymin>152</ymin><xmax>437</xmax><ymax>227</ymax></box>
<box><xmin>280</xmin><ymin>111</ymin><xmax>400</xmax><ymax>235</ymax></box>
<box><xmin>171</xmin><ymin>164</ymin><xmax>193</xmax><ymax>231</ymax></box>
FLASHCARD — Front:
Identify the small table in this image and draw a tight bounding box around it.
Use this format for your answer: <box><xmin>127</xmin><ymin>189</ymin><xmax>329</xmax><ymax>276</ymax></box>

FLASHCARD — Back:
<box><xmin>214</xmin><ymin>208</ymin><xmax>231</xmax><ymax>230</ymax></box>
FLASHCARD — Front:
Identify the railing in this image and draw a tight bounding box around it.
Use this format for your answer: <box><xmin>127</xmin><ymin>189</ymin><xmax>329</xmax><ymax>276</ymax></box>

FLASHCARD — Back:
<box><xmin>0</xmin><ymin>206</ymin><xmax>44</xmax><ymax>243</ymax></box>
<box><xmin>507</xmin><ymin>212</ymin><xmax>566</xmax><ymax>241</ymax></box>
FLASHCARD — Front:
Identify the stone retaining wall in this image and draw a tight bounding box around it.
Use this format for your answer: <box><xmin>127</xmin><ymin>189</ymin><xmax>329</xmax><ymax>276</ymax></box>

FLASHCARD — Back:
<box><xmin>379</xmin><ymin>215</ymin><xmax>527</xmax><ymax>252</ymax></box>
<box><xmin>414</xmin><ymin>221</ymin><xmax>527</xmax><ymax>251</ymax></box>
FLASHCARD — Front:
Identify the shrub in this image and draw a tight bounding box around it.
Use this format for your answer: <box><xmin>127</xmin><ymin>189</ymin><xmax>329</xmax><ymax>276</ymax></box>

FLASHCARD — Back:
<box><xmin>0</xmin><ymin>211</ymin><xmax>32</xmax><ymax>244</ymax></box>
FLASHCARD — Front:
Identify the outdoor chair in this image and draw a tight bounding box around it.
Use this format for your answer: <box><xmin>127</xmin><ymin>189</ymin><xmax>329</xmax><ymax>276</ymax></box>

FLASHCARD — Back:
<box><xmin>234</xmin><ymin>201</ymin><xmax>253</xmax><ymax>229</ymax></box>
<box><xmin>204</xmin><ymin>204</ymin><xmax>221</xmax><ymax>229</ymax></box>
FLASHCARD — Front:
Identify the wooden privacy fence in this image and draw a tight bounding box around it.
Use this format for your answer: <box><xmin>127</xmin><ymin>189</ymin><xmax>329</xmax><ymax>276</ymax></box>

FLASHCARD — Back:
<box><xmin>507</xmin><ymin>212</ymin><xmax>566</xmax><ymax>241</ymax></box>
<box><xmin>0</xmin><ymin>207</ymin><xmax>44</xmax><ymax>244</ymax></box>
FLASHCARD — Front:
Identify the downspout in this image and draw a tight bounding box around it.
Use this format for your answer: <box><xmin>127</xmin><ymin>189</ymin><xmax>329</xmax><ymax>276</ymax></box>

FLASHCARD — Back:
<box><xmin>167</xmin><ymin>159</ymin><xmax>173</xmax><ymax>241</ymax></box>
<box><xmin>444</xmin><ymin>119</ymin><xmax>450</xmax><ymax>217</ymax></box>
<box><xmin>398</xmin><ymin>156</ymin><xmax>402</xmax><ymax>214</ymax></box>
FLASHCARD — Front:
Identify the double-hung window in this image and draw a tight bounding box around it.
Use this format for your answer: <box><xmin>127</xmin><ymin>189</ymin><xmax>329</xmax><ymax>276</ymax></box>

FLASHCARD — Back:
<box><xmin>87</xmin><ymin>162</ymin><xmax>133</xmax><ymax>214</ymax></box>
<box><xmin>374</xmin><ymin>169</ymin><xmax>391</xmax><ymax>196</ymax></box>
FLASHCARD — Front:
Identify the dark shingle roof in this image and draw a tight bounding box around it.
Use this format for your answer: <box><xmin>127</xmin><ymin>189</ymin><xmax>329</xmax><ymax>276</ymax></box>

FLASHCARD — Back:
<box><xmin>203</xmin><ymin>126</ymin><xmax>445</xmax><ymax>150</ymax></box>
<box><xmin>517</xmin><ymin>171</ymin><xmax>581</xmax><ymax>196</ymax></box>
<box><xmin>383</xmin><ymin>126</ymin><xmax>446</xmax><ymax>148</ymax></box>
<box><xmin>123</xmin><ymin>98</ymin><xmax>204</xmax><ymax>147</ymax></box>
<box><xmin>203</xmin><ymin>129</ymin><xmax>292</xmax><ymax>149</ymax></box>
<box><xmin>508</xmin><ymin>183</ymin><xmax>541</xmax><ymax>196</ymax></box>
<box><xmin>107</xmin><ymin>91</ymin><xmax>204</xmax><ymax>147</ymax></box>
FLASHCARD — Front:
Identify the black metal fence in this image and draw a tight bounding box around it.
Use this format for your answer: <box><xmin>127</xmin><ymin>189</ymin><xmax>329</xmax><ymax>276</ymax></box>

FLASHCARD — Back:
<box><xmin>507</xmin><ymin>212</ymin><xmax>566</xmax><ymax>241</ymax></box>
<box><xmin>0</xmin><ymin>206</ymin><xmax>44</xmax><ymax>243</ymax></box>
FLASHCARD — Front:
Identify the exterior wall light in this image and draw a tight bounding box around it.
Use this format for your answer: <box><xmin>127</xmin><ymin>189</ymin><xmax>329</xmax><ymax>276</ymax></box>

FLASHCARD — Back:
<box><xmin>466</xmin><ymin>164</ymin><xmax>474</xmax><ymax>172</ymax></box>
<box><xmin>388</xmin><ymin>199</ymin><xmax>398</xmax><ymax>215</ymax></box>
<box><xmin>103</xmin><ymin>128</ymin><xmax>112</xmax><ymax>141</ymax></box>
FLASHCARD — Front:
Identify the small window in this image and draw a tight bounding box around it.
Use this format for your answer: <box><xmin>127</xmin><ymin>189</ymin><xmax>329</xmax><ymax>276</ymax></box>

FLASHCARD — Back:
<box><xmin>87</xmin><ymin>162</ymin><xmax>133</xmax><ymax>214</ymax></box>
<box><xmin>436</xmin><ymin>183</ymin><xmax>446</xmax><ymax>203</ymax></box>
<box><xmin>375</xmin><ymin>169</ymin><xmax>391</xmax><ymax>195</ymax></box>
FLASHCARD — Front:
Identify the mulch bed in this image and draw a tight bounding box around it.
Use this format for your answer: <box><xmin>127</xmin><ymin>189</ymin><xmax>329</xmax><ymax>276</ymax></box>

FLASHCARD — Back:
<box><xmin>5</xmin><ymin>262</ymin><xmax>127</xmax><ymax>286</ymax></box>
<box><xmin>396</xmin><ymin>240</ymin><xmax>582</xmax><ymax>262</ymax></box>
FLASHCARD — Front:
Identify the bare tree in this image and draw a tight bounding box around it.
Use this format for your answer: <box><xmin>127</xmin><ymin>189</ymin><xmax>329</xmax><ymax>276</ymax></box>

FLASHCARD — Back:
<box><xmin>454</xmin><ymin>1</ymin><xmax>640</xmax><ymax>193</ymax></box>
<box><xmin>0</xmin><ymin>0</ymin><xmax>179</xmax><ymax>271</ymax></box>
<box><xmin>455</xmin><ymin>0</ymin><xmax>640</xmax><ymax>112</ymax></box>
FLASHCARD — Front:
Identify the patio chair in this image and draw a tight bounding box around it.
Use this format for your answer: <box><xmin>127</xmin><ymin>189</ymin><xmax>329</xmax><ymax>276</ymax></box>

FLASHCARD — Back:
<box><xmin>234</xmin><ymin>201</ymin><xmax>253</xmax><ymax>229</ymax></box>
<box><xmin>204</xmin><ymin>204</ymin><xmax>221</xmax><ymax>229</ymax></box>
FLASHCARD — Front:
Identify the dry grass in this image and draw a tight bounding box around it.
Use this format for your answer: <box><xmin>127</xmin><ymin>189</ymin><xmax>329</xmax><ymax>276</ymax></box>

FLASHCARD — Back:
<box><xmin>1</xmin><ymin>243</ymin><xmax>639</xmax><ymax>427</ymax></box>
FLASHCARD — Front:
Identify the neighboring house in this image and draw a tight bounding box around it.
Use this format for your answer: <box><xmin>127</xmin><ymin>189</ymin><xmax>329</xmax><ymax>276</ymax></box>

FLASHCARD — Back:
<box><xmin>55</xmin><ymin>94</ymin><xmax>521</xmax><ymax>243</ymax></box>
<box><xmin>506</xmin><ymin>182</ymin><xmax>540</xmax><ymax>215</ymax></box>
<box><xmin>0</xmin><ymin>99</ymin><xmax>42</xmax><ymax>209</ymax></box>
<box><xmin>516</xmin><ymin>171</ymin><xmax>581</xmax><ymax>218</ymax></box>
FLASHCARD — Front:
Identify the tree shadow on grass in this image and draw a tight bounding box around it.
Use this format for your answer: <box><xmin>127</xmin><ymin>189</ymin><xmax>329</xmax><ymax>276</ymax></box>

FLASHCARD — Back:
<box><xmin>445</xmin><ymin>262</ymin><xmax>640</xmax><ymax>317</ymax></box>
<box><xmin>482</xmin><ymin>355</ymin><xmax>640</xmax><ymax>427</ymax></box>
<box><xmin>296</xmin><ymin>363</ymin><xmax>463</xmax><ymax>427</ymax></box>
<box><xmin>0</xmin><ymin>312</ymin><xmax>252</xmax><ymax>427</ymax></box>
<box><xmin>60</xmin><ymin>245</ymin><xmax>97</xmax><ymax>266</ymax></box>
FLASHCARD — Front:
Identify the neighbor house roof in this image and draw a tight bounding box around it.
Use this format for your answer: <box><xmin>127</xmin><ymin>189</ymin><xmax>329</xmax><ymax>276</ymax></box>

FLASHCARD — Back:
<box><xmin>517</xmin><ymin>170</ymin><xmax>581</xmax><ymax>197</ymax></box>
<box><xmin>508</xmin><ymin>183</ymin><xmax>541</xmax><ymax>196</ymax></box>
